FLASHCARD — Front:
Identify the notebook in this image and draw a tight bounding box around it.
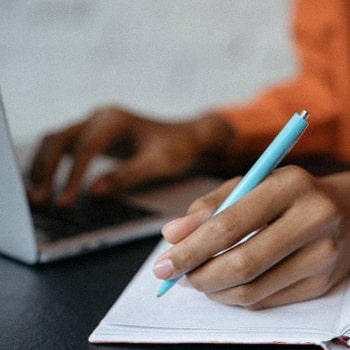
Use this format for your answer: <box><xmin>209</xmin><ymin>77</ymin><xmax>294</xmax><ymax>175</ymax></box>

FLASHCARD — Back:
<box><xmin>89</xmin><ymin>240</ymin><xmax>350</xmax><ymax>349</ymax></box>
<box><xmin>0</xmin><ymin>92</ymin><xmax>220</xmax><ymax>264</ymax></box>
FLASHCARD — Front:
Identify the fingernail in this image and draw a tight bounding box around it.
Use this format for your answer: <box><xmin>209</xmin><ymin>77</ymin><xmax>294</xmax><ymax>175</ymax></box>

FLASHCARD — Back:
<box><xmin>162</xmin><ymin>218</ymin><xmax>183</xmax><ymax>235</ymax></box>
<box><xmin>153</xmin><ymin>258</ymin><xmax>175</xmax><ymax>279</ymax></box>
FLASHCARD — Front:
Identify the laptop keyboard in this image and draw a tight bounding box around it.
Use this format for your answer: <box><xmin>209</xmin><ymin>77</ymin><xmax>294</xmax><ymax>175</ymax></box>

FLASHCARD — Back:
<box><xmin>30</xmin><ymin>194</ymin><xmax>156</xmax><ymax>243</ymax></box>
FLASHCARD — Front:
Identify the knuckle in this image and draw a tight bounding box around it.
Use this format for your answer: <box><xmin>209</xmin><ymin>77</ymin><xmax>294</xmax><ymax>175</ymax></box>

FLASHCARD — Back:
<box><xmin>320</xmin><ymin>236</ymin><xmax>339</xmax><ymax>265</ymax></box>
<box><xmin>188</xmin><ymin>276</ymin><xmax>207</xmax><ymax>293</ymax></box>
<box><xmin>285</xmin><ymin>165</ymin><xmax>314</xmax><ymax>189</ymax></box>
<box><xmin>232</xmin><ymin>284</ymin><xmax>259</xmax><ymax>306</ymax></box>
<box><xmin>317</xmin><ymin>195</ymin><xmax>341</xmax><ymax>224</ymax></box>
<box><xmin>188</xmin><ymin>195</ymin><xmax>217</xmax><ymax>214</ymax></box>
<box><xmin>212</xmin><ymin>214</ymin><xmax>234</xmax><ymax>234</ymax></box>
<box><xmin>284</xmin><ymin>166</ymin><xmax>341</xmax><ymax>221</ymax></box>
<box><xmin>307</xmin><ymin>193</ymin><xmax>342</xmax><ymax>235</ymax></box>
<box><xmin>174</xmin><ymin>244</ymin><xmax>199</xmax><ymax>273</ymax></box>
<box><xmin>312</xmin><ymin>275</ymin><xmax>333</xmax><ymax>297</ymax></box>
<box><xmin>187</xmin><ymin>178</ymin><xmax>241</xmax><ymax>215</ymax></box>
<box><xmin>89</xmin><ymin>106</ymin><xmax>129</xmax><ymax>125</ymax></box>
<box><xmin>229</xmin><ymin>251</ymin><xmax>257</xmax><ymax>282</ymax></box>
<box><xmin>206</xmin><ymin>215</ymin><xmax>242</xmax><ymax>248</ymax></box>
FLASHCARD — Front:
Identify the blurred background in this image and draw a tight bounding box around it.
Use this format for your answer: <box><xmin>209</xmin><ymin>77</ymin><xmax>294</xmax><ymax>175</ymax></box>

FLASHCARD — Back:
<box><xmin>0</xmin><ymin>0</ymin><xmax>295</xmax><ymax>147</ymax></box>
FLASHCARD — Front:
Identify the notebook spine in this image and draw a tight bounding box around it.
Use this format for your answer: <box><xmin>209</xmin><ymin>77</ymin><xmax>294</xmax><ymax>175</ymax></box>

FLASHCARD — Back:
<box><xmin>330</xmin><ymin>335</ymin><xmax>350</xmax><ymax>348</ymax></box>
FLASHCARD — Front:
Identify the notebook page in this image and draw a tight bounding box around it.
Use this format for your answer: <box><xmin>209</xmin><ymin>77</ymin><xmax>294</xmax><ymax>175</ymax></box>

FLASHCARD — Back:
<box><xmin>336</xmin><ymin>278</ymin><xmax>350</xmax><ymax>337</ymax></box>
<box><xmin>90</xmin><ymin>240</ymin><xmax>349</xmax><ymax>345</ymax></box>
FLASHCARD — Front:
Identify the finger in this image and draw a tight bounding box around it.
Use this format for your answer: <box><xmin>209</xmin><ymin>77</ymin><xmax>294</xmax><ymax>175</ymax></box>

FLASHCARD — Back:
<box><xmin>28</xmin><ymin>122</ymin><xmax>85</xmax><ymax>203</ymax></box>
<box><xmin>203</xmin><ymin>235</ymin><xmax>337</xmax><ymax>306</ymax></box>
<box><xmin>160</xmin><ymin>179</ymin><xmax>242</xmax><ymax>244</ymax></box>
<box><xmin>185</xmin><ymin>196</ymin><xmax>334</xmax><ymax>293</ymax></box>
<box><xmin>154</xmin><ymin>165</ymin><xmax>334</xmax><ymax>281</ymax></box>
<box><xmin>244</xmin><ymin>274</ymin><xmax>337</xmax><ymax>310</ymax></box>
<box><xmin>161</xmin><ymin>211</ymin><xmax>212</xmax><ymax>244</ymax></box>
<box><xmin>153</xmin><ymin>174</ymin><xmax>293</xmax><ymax>280</ymax></box>
<box><xmin>56</xmin><ymin>115</ymin><xmax>127</xmax><ymax>205</ymax></box>
<box><xmin>190</xmin><ymin>178</ymin><xmax>339</xmax><ymax>293</ymax></box>
<box><xmin>210</xmin><ymin>275</ymin><xmax>334</xmax><ymax>310</ymax></box>
<box><xmin>186</xmin><ymin>178</ymin><xmax>242</xmax><ymax>215</ymax></box>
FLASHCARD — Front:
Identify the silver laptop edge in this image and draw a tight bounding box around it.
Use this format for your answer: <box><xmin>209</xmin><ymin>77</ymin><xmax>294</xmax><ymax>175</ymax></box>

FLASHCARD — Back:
<box><xmin>0</xmin><ymin>92</ymin><xmax>38</xmax><ymax>263</ymax></box>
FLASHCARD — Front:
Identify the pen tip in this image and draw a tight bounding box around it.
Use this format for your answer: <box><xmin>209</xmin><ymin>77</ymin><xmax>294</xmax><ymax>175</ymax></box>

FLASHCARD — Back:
<box><xmin>156</xmin><ymin>294</ymin><xmax>162</xmax><ymax>298</ymax></box>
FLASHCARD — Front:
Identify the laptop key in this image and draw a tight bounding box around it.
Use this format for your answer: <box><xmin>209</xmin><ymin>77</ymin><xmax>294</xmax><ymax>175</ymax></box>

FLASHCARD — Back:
<box><xmin>30</xmin><ymin>194</ymin><xmax>156</xmax><ymax>243</ymax></box>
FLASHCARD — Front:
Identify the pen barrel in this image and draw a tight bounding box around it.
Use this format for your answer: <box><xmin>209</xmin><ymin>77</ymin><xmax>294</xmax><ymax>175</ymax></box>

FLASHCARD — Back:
<box><xmin>214</xmin><ymin>112</ymin><xmax>308</xmax><ymax>215</ymax></box>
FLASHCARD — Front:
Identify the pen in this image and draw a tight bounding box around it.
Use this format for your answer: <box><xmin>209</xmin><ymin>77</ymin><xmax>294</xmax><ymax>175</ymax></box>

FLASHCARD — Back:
<box><xmin>157</xmin><ymin>110</ymin><xmax>310</xmax><ymax>297</ymax></box>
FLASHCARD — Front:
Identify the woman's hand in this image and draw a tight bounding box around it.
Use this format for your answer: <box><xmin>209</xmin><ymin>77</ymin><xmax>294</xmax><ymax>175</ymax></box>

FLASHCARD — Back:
<box><xmin>153</xmin><ymin>165</ymin><xmax>350</xmax><ymax>309</ymax></box>
<box><xmin>28</xmin><ymin>107</ymin><xmax>232</xmax><ymax>206</ymax></box>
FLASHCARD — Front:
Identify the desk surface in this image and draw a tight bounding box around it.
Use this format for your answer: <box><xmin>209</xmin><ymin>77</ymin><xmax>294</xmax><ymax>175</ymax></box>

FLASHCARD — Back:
<box><xmin>0</xmin><ymin>237</ymin><xmax>321</xmax><ymax>350</ymax></box>
<box><xmin>0</xmin><ymin>156</ymin><xmax>348</xmax><ymax>350</ymax></box>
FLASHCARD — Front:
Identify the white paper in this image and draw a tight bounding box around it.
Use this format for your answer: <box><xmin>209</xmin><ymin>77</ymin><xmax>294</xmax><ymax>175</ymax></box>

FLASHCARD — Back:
<box><xmin>89</xmin><ymin>240</ymin><xmax>349</xmax><ymax>346</ymax></box>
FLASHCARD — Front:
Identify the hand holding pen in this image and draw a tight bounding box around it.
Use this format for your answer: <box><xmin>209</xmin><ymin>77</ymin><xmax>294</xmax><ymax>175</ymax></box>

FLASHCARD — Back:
<box><xmin>153</xmin><ymin>111</ymin><xmax>350</xmax><ymax>309</ymax></box>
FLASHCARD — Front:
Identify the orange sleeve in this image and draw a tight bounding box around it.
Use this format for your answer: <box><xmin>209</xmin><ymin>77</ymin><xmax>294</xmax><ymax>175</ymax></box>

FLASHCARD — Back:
<box><xmin>214</xmin><ymin>0</ymin><xmax>350</xmax><ymax>161</ymax></box>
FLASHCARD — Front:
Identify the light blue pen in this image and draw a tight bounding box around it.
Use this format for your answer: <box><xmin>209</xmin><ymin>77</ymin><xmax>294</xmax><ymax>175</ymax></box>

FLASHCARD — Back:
<box><xmin>157</xmin><ymin>110</ymin><xmax>310</xmax><ymax>297</ymax></box>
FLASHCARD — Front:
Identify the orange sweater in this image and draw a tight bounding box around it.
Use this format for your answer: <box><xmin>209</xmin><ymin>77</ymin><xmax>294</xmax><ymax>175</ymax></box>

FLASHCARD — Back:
<box><xmin>217</xmin><ymin>0</ymin><xmax>350</xmax><ymax>162</ymax></box>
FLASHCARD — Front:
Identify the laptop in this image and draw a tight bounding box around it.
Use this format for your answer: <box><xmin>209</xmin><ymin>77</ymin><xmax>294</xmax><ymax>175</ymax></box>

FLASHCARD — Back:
<box><xmin>0</xmin><ymin>93</ymin><xmax>220</xmax><ymax>264</ymax></box>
